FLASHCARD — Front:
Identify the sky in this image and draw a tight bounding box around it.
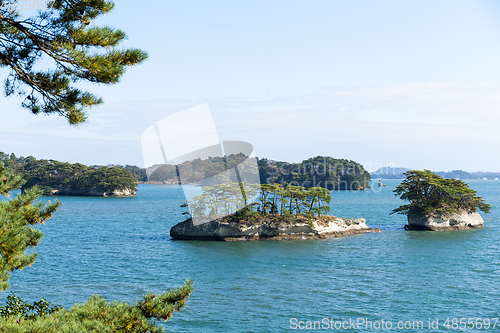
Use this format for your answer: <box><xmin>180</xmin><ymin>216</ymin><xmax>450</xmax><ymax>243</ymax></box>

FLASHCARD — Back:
<box><xmin>1</xmin><ymin>0</ymin><xmax>500</xmax><ymax>172</ymax></box>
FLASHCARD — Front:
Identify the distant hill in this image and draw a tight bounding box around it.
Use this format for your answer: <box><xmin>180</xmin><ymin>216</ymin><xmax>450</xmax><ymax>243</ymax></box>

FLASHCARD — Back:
<box><xmin>372</xmin><ymin>167</ymin><xmax>411</xmax><ymax>178</ymax></box>
<box><xmin>435</xmin><ymin>170</ymin><xmax>500</xmax><ymax>180</ymax></box>
<box><xmin>371</xmin><ymin>167</ymin><xmax>500</xmax><ymax>180</ymax></box>
<box><xmin>147</xmin><ymin>155</ymin><xmax>371</xmax><ymax>190</ymax></box>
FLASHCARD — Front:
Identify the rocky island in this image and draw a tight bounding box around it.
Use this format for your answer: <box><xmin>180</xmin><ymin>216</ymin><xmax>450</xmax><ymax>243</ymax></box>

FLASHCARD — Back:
<box><xmin>392</xmin><ymin>170</ymin><xmax>490</xmax><ymax>231</ymax></box>
<box><xmin>47</xmin><ymin>186</ymin><xmax>136</xmax><ymax>197</ymax></box>
<box><xmin>19</xmin><ymin>158</ymin><xmax>138</xmax><ymax>197</ymax></box>
<box><xmin>171</xmin><ymin>182</ymin><xmax>378</xmax><ymax>241</ymax></box>
<box><xmin>171</xmin><ymin>215</ymin><xmax>378</xmax><ymax>241</ymax></box>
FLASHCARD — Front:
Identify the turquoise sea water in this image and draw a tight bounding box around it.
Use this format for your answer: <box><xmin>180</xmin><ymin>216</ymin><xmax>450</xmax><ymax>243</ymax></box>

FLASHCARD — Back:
<box><xmin>2</xmin><ymin>180</ymin><xmax>500</xmax><ymax>332</ymax></box>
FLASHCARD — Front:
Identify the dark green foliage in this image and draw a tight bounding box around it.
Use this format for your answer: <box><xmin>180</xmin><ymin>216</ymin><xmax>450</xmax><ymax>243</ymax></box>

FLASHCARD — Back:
<box><xmin>149</xmin><ymin>154</ymin><xmax>370</xmax><ymax>191</ymax></box>
<box><xmin>136</xmin><ymin>281</ymin><xmax>193</xmax><ymax>322</ymax></box>
<box><xmin>19</xmin><ymin>158</ymin><xmax>138</xmax><ymax>195</ymax></box>
<box><xmin>0</xmin><ymin>281</ymin><xmax>193</xmax><ymax>332</ymax></box>
<box><xmin>258</xmin><ymin>156</ymin><xmax>371</xmax><ymax>190</ymax></box>
<box><xmin>122</xmin><ymin>165</ymin><xmax>148</xmax><ymax>182</ymax></box>
<box><xmin>0</xmin><ymin>293</ymin><xmax>62</xmax><ymax>319</ymax></box>
<box><xmin>88</xmin><ymin>165</ymin><xmax>138</xmax><ymax>194</ymax></box>
<box><xmin>0</xmin><ymin>161</ymin><xmax>61</xmax><ymax>291</ymax></box>
<box><xmin>0</xmin><ymin>151</ymin><xmax>26</xmax><ymax>171</ymax></box>
<box><xmin>392</xmin><ymin>170</ymin><xmax>491</xmax><ymax>217</ymax></box>
<box><xmin>0</xmin><ymin>0</ymin><xmax>148</xmax><ymax>124</ymax></box>
<box><xmin>0</xmin><ymin>150</ymin><xmax>145</xmax><ymax>193</ymax></box>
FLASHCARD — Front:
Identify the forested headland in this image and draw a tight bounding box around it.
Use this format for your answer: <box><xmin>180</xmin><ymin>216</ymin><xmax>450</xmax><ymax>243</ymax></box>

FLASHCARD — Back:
<box><xmin>0</xmin><ymin>151</ymin><xmax>139</xmax><ymax>196</ymax></box>
<box><xmin>148</xmin><ymin>155</ymin><xmax>371</xmax><ymax>190</ymax></box>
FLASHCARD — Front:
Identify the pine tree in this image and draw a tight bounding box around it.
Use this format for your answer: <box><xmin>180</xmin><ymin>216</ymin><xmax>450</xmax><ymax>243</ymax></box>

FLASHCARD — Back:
<box><xmin>1</xmin><ymin>162</ymin><xmax>194</xmax><ymax>331</ymax></box>
<box><xmin>392</xmin><ymin>170</ymin><xmax>491</xmax><ymax>217</ymax></box>
<box><xmin>0</xmin><ymin>0</ymin><xmax>148</xmax><ymax>124</ymax></box>
<box><xmin>0</xmin><ymin>161</ymin><xmax>60</xmax><ymax>291</ymax></box>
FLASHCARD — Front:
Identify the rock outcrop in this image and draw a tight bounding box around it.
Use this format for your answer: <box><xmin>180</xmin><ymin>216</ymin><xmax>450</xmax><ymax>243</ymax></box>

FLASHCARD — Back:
<box><xmin>48</xmin><ymin>186</ymin><xmax>136</xmax><ymax>197</ymax></box>
<box><xmin>170</xmin><ymin>216</ymin><xmax>379</xmax><ymax>241</ymax></box>
<box><xmin>405</xmin><ymin>211</ymin><xmax>484</xmax><ymax>231</ymax></box>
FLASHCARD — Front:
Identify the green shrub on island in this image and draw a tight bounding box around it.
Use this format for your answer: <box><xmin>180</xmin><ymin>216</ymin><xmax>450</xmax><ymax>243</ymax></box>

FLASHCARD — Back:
<box><xmin>392</xmin><ymin>170</ymin><xmax>491</xmax><ymax>217</ymax></box>
<box><xmin>0</xmin><ymin>162</ymin><xmax>193</xmax><ymax>332</ymax></box>
<box><xmin>185</xmin><ymin>182</ymin><xmax>332</xmax><ymax>222</ymax></box>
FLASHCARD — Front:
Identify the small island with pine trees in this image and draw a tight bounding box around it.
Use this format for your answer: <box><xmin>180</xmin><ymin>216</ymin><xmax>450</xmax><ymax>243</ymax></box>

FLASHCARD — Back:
<box><xmin>392</xmin><ymin>170</ymin><xmax>491</xmax><ymax>231</ymax></box>
<box><xmin>170</xmin><ymin>183</ymin><xmax>379</xmax><ymax>241</ymax></box>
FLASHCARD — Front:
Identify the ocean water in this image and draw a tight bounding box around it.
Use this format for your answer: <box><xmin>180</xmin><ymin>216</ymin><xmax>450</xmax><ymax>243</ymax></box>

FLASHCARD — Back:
<box><xmin>2</xmin><ymin>180</ymin><xmax>500</xmax><ymax>332</ymax></box>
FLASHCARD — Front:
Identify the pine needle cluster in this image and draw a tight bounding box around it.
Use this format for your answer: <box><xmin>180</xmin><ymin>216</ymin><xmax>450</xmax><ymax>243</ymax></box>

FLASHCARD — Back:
<box><xmin>0</xmin><ymin>0</ymin><xmax>148</xmax><ymax>124</ymax></box>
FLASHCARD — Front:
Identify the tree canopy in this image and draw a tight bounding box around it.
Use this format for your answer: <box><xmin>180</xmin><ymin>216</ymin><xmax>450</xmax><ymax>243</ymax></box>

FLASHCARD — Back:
<box><xmin>21</xmin><ymin>158</ymin><xmax>138</xmax><ymax>195</ymax></box>
<box><xmin>392</xmin><ymin>170</ymin><xmax>491</xmax><ymax>217</ymax></box>
<box><xmin>258</xmin><ymin>156</ymin><xmax>371</xmax><ymax>190</ymax></box>
<box><xmin>0</xmin><ymin>0</ymin><xmax>147</xmax><ymax>124</ymax></box>
<box><xmin>0</xmin><ymin>152</ymin><xmax>138</xmax><ymax>195</ymax></box>
<box><xmin>186</xmin><ymin>182</ymin><xmax>332</xmax><ymax>222</ymax></box>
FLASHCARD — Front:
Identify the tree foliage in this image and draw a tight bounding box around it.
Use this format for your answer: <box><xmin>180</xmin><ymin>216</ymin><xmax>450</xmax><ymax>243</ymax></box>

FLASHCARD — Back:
<box><xmin>0</xmin><ymin>292</ymin><xmax>63</xmax><ymax>319</ymax></box>
<box><xmin>258</xmin><ymin>156</ymin><xmax>370</xmax><ymax>190</ymax></box>
<box><xmin>0</xmin><ymin>0</ymin><xmax>148</xmax><ymax>124</ymax></box>
<box><xmin>0</xmin><ymin>153</ymin><xmax>139</xmax><ymax>195</ymax></box>
<box><xmin>120</xmin><ymin>164</ymin><xmax>148</xmax><ymax>182</ymax></box>
<box><xmin>253</xmin><ymin>183</ymin><xmax>331</xmax><ymax>219</ymax></box>
<box><xmin>392</xmin><ymin>170</ymin><xmax>491</xmax><ymax>217</ymax></box>
<box><xmin>0</xmin><ymin>281</ymin><xmax>193</xmax><ymax>332</ymax></box>
<box><xmin>20</xmin><ymin>158</ymin><xmax>138</xmax><ymax>195</ymax></box>
<box><xmin>186</xmin><ymin>182</ymin><xmax>332</xmax><ymax>222</ymax></box>
<box><xmin>1</xmin><ymin>150</ymin><xmax>148</xmax><ymax>185</ymax></box>
<box><xmin>0</xmin><ymin>161</ymin><xmax>61</xmax><ymax>291</ymax></box>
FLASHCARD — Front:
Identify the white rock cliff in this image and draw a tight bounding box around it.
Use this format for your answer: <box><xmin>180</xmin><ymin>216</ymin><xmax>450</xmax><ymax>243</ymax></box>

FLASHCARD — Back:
<box><xmin>405</xmin><ymin>211</ymin><xmax>484</xmax><ymax>231</ymax></box>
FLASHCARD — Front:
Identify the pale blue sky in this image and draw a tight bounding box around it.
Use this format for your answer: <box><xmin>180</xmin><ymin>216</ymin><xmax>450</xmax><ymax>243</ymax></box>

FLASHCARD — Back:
<box><xmin>1</xmin><ymin>0</ymin><xmax>500</xmax><ymax>172</ymax></box>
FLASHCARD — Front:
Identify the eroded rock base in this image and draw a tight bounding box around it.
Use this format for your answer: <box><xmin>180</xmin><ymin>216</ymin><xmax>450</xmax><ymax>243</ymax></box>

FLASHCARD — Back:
<box><xmin>405</xmin><ymin>211</ymin><xmax>484</xmax><ymax>231</ymax></box>
<box><xmin>170</xmin><ymin>216</ymin><xmax>379</xmax><ymax>241</ymax></box>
